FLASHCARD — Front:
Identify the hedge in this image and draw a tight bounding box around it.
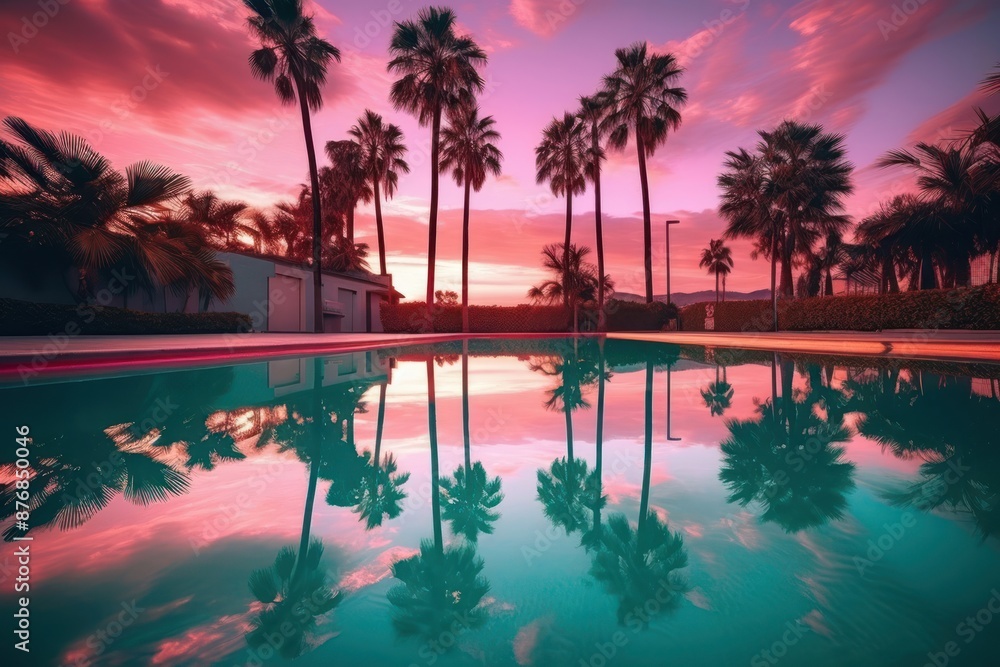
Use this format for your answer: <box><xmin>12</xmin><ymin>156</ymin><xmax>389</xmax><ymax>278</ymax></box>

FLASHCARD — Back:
<box><xmin>0</xmin><ymin>298</ymin><xmax>253</xmax><ymax>335</ymax></box>
<box><xmin>678</xmin><ymin>285</ymin><xmax>1000</xmax><ymax>332</ymax></box>
<box><xmin>380</xmin><ymin>300</ymin><xmax>679</xmax><ymax>333</ymax></box>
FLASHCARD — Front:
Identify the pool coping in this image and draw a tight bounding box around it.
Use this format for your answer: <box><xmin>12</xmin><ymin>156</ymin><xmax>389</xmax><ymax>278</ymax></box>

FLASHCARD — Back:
<box><xmin>0</xmin><ymin>332</ymin><xmax>582</xmax><ymax>384</ymax></box>
<box><xmin>609</xmin><ymin>331</ymin><xmax>1000</xmax><ymax>364</ymax></box>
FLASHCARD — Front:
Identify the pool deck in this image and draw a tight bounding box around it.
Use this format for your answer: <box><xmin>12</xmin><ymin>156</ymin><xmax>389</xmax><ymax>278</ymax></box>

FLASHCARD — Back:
<box><xmin>1</xmin><ymin>330</ymin><xmax>999</xmax><ymax>383</ymax></box>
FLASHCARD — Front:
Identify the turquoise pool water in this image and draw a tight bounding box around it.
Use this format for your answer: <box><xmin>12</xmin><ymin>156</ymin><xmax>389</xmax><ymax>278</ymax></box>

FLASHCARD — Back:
<box><xmin>2</xmin><ymin>338</ymin><xmax>999</xmax><ymax>667</ymax></box>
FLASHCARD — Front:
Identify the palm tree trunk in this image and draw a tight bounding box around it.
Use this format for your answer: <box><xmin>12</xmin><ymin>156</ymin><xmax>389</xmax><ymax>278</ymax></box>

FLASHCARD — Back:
<box><xmin>722</xmin><ymin>273</ymin><xmax>727</xmax><ymax>302</ymax></box>
<box><xmin>639</xmin><ymin>360</ymin><xmax>654</xmax><ymax>543</ymax></box>
<box><xmin>462</xmin><ymin>341</ymin><xmax>472</xmax><ymax>473</ymax></box>
<box><xmin>294</xmin><ymin>75</ymin><xmax>325</xmax><ymax>334</ymax></box>
<box><xmin>563</xmin><ymin>189</ymin><xmax>573</xmax><ymax>308</ymax></box>
<box><xmin>592</xmin><ymin>126</ymin><xmax>606</xmax><ymax>330</ymax></box>
<box><xmin>347</xmin><ymin>207</ymin><xmax>355</xmax><ymax>245</ymax></box>
<box><xmin>715</xmin><ymin>270</ymin><xmax>720</xmax><ymax>304</ymax></box>
<box><xmin>426</xmin><ymin>105</ymin><xmax>443</xmax><ymax>324</ymax></box>
<box><xmin>824</xmin><ymin>269</ymin><xmax>834</xmax><ymax>296</ymax></box>
<box><xmin>770</xmin><ymin>231</ymin><xmax>779</xmax><ymax>332</ymax></box>
<box><xmin>779</xmin><ymin>230</ymin><xmax>794</xmax><ymax>299</ymax></box>
<box><xmin>594</xmin><ymin>339</ymin><xmax>606</xmax><ymax>534</ymax></box>
<box><xmin>919</xmin><ymin>249</ymin><xmax>937</xmax><ymax>290</ymax></box>
<box><xmin>989</xmin><ymin>250</ymin><xmax>996</xmax><ymax>286</ymax></box>
<box><xmin>636</xmin><ymin>134</ymin><xmax>654</xmax><ymax>304</ymax></box>
<box><xmin>564</xmin><ymin>404</ymin><xmax>574</xmax><ymax>465</ymax></box>
<box><xmin>374</xmin><ymin>381</ymin><xmax>386</xmax><ymax>470</ymax></box>
<box><xmin>427</xmin><ymin>359</ymin><xmax>443</xmax><ymax>553</ymax></box>
<box><xmin>374</xmin><ymin>180</ymin><xmax>387</xmax><ymax>276</ymax></box>
<box><xmin>462</xmin><ymin>177</ymin><xmax>472</xmax><ymax>333</ymax></box>
<box><xmin>294</xmin><ymin>358</ymin><xmax>325</xmax><ymax>583</ymax></box>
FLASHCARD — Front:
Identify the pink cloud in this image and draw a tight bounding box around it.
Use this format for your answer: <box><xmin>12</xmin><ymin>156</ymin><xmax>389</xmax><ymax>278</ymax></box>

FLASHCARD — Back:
<box><xmin>509</xmin><ymin>0</ymin><xmax>593</xmax><ymax>37</ymax></box>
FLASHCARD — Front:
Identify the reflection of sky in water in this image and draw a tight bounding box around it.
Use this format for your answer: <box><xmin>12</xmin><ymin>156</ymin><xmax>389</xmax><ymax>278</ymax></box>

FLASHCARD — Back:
<box><xmin>1</xmin><ymin>340</ymin><xmax>999</xmax><ymax>667</ymax></box>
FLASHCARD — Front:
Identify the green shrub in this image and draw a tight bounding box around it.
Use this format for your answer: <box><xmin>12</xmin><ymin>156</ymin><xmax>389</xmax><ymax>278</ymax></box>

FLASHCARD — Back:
<box><xmin>0</xmin><ymin>298</ymin><xmax>253</xmax><ymax>336</ymax></box>
<box><xmin>381</xmin><ymin>300</ymin><xmax>680</xmax><ymax>333</ymax></box>
<box><xmin>678</xmin><ymin>285</ymin><xmax>1000</xmax><ymax>332</ymax></box>
<box><xmin>604</xmin><ymin>299</ymin><xmax>679</xmax><ymax>331</ymax></box>
<box><xmin>381</xmin><ymin>303</ymin><xmax>572</xmax><ymax>333</ymax></box>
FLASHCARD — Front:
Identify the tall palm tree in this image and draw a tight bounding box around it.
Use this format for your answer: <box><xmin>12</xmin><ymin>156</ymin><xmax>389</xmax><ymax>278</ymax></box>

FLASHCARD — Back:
<box><xmin>352</xmin><ymin>383</ymin><xmax>410</xmax><ymax>529</ymax></box>
<box><xmin>244</xmin><ymin>0</ymin><xmax>341</xmax><ymax>333</ymax></box>
<box><xmin>579</xmin><ymin>92</ymin><xmax>613</xmax><ymax>327</ymax></box>
<box><xmin>699</xmin><ymin>238</ymin><xmax>734</xmax><ymax>303</ymax></box>
<box><xmin>0</xmin><ymin>117</ymin><xmax>233</xmax><ymax>306</ymax></box>
<box><xmin>349</xmin><ymin>110</ymin><xmax>410</xmax><ymax>276</ymax></box>
<box><xmin>324</xmin><ymin>139</ymin><xmax>372</xmax><ymax>245</ymax></box>
<box><xmin>536</xmin><ymin>113</ymin><xmax>591</xmax><ymax>304</ymax></box>
<box><xmin>388</xmin><ymin>7</ymin><xmax>487</xmax><ymax>321</ymax></box>
<box><xmin>440</xmin><ymin>105</ymin><xmax>503</xmax><ymax>332</ymax></box>
<box><xmin>603</xmin><ymin>43</ymin><xmax>687</xmax><ymax>303</ymax></box>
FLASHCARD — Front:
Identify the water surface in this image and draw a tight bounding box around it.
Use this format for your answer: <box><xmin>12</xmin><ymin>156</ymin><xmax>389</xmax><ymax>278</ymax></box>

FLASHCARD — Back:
<box><xmin>2</xmin><ymin>338</ymin><xmax>999</xmax><ymax>667</ymax></box>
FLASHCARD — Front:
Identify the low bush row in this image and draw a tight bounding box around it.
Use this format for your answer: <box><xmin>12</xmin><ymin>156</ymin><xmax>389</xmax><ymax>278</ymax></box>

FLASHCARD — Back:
<box><xmin>678</xmin><ymin>285</ymin><xmax>1000</xmax><ymax>332</ymax></box>
<box><xmin>380</xmin><ymin>299</ymin><xmax>679</xmax><ymax>333</ymax></box>
<box><xmin>0</xmin><ymin>298</ymin><xmax>253</xmax><ymax>336</ymax></box>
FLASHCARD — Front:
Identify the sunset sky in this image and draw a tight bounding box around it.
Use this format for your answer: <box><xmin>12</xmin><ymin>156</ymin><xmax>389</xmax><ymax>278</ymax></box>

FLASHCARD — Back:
<box><xmin>2</xmin><ymin>0</ymin><xmax>999</xmax><ymax>304</ymax></box>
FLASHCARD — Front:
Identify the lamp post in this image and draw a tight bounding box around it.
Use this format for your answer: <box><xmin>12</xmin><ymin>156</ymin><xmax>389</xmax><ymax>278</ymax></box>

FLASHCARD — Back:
<box><xmin>665</xmin><ymin>220</ymin><xmax>680</xmax><ymax>305</ymax></box>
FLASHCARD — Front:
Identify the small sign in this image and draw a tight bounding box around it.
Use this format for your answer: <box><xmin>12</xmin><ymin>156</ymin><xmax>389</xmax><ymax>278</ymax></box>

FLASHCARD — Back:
<box><xmin>705</xmin><ymin>304</ymin><xmax>715</xmax><ymax>331</ymax></box>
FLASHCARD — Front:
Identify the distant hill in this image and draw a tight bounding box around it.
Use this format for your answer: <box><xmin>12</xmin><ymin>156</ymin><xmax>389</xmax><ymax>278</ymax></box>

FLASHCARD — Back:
<box><xmin>613</xmin><ymin>289</ymin><xmax>771</xmax><ymax>307</ymax></box>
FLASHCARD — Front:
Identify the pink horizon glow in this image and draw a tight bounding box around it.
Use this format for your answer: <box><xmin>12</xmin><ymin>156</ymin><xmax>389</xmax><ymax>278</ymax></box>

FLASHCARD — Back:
<box><xmin>1</xmin><ymin>0</ymin><xmax>998</xmax><ymax>304</ymax></box>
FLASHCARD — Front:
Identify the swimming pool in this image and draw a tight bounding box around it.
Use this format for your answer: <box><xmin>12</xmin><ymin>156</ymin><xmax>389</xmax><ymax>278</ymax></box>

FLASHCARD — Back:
<box><xmin>2</xmin><ymin>338</ymin><xmax>998</xmax><ymax>666</ymax></box>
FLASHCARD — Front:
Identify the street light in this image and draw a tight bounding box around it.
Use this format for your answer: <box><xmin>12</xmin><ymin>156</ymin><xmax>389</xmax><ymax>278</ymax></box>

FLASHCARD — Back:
<box><xmin>665</xmin><ymin>220</ymin><xmax>680</xmax><ymax>305</ymax></box>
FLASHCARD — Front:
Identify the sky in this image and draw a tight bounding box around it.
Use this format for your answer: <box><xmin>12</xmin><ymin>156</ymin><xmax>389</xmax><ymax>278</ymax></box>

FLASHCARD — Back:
<box><xmin>2</xmin><ymin>0</ymin><xmax>999</xmax><ymax>304</ymax></box>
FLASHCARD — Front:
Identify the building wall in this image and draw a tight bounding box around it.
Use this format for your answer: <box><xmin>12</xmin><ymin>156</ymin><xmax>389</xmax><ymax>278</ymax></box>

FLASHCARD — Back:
<box><xmin>1</xmin><ymin>249</ymin><xmax>393</xmax><ymax>334</ymax></box>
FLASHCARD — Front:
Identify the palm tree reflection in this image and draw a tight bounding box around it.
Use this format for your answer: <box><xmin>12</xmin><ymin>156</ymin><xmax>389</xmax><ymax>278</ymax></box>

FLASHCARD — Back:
<box><xmin>387</xmin><ymin>359</ymin><xmax>491</xmax><ymax>646</ymax></box>
<box><xmin>590</xmin><ymin>360</ymin><xmax>689</xmax><ymax>626</ymax></box>
<box><xmin>246</xmin><ymin>539</ymin><xmax>342</xmax><ymax>660</ymax></box>
<box><xmin>850</xmin><ymin>371</ymin><xmax>1000</xmax><ymax>539</ymax></box>
<box><xmin>441</xmin><ymin>343</ymin><xmax>503</xmax><ymax>542</ymax></box>
<box><xmin>701</xmin><ymin>363</ymin><xmax>734</xmax><ymax>417</ymax></box>
<box><xmin>719</xmin><ymin>358</ymin><xmax>856</xmax><ymax>533</ymax></box>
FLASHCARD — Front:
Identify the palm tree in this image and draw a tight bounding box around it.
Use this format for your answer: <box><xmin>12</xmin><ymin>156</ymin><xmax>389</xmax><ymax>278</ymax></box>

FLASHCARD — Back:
<box><xmin>246</xmin><ymin>540</ymin><xmax>341</xmax><ymax>659</ymax></box>
<box><xmin>349</xmin><ymin>110</ymin><xmax>410</xmax><ymax>276</ymax></box>
<box><xmin>528</xmin><ymin>243</ymin><xmax>613</xmax><ymax>333</ymax></box>
<box><xmin>0</xmin><ymin>117</ymin><xmax>234</xmax><ymax>306</ymax></box>
<box><xmin>603</xmin><ymin>43</ymin><xmax>687</xmax><ymax>303</ymax></box>
<box><xmin>877</xmin><ymin>142</ymin><xmax>996</xmax><ymax>288</ymax></box>
<box><xmin>855</xmin><ymin>195</ymin><xmax>927</xmax><ymax>291</ymax></box>
<box><xmin>387</xmin><ymin>6</ymin><xmax>487</xmax><ymax>321</ymax></box>
<box><xmin>581</xmin><ymin>340</ymin><xmax>610</xmax><ymax>551</ymax></box>
<box><xmin>720</xmin><ymin>121</ymin><xmax>854</xmax><ymax>323</ymax></box>
<box><xmin>535</xmin><ymin>113</ymin><xmax>590</xmax><ymax>303</ymax></box>
<box><xmin>324</xmin><ymin>139</ymin><xmax>372</xmax><ymax>245</ymax></box>
<box><xmin>352</xmin><ymin>383</ymin><xmax>410</xmax><ymax>529</ymax></box>
<box><xmin>579</xmin><ymin>92</ymin><xmax>613</xmax><ymax>327</ymax></box>
<box><xmin>244</xmin><ymin>0</ymin><xmax>341</xmax><ymax>333</ymax></box>
<box><xmin>179</xmin><ymin>190</ymin><xmax>255</xmax><ymax>250</ymax></box>
<box><xmin>440</xmin><ymin>105</ymin><xmax>503</xmax><ymax>332</ymax></box>
<box><xmin>982</xmin><ymin>62</ymin><xmax>1000</xmax><ymax>96</ymax></box>
<box><xmin>699</xmin><ymin>239</ymin><xmax>734</xmax><ymax>303</ymax></box>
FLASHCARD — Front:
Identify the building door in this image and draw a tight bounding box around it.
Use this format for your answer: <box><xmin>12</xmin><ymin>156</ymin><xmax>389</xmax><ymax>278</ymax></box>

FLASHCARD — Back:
<box><xmin>268</xmin><ymin>275</ymin><xmax>302</xmax><ymax>332</ymax></box>
<box><xmin>338</xmin><ymin>288</ymin><xmax>356</xmax><ymax>332</ymax></box>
